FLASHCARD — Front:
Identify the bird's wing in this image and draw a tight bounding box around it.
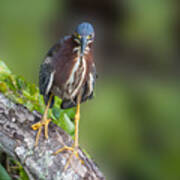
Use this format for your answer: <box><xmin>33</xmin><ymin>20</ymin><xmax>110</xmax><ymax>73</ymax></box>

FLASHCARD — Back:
<box><xmin>39</xmin><ymin>63</ymin><xmax>55</xmax><ymax>96</ymax></box>
<box><xmin>39</xmin><ymin>36</ymin><xmax>71</xmax><ymax>107</ymax></box>
<box><xmin>81</xmin><ymin>63</ymin><xmax>97</xmax><ymax>102</ymax></box>
<box><xmin>39</xmin><ymin>41</ymin><xmax>61</xmax><ymax>107</ymax></box>
<box><xmin>39</xmin><ymin>36</ymin><xmax>71</xmax><ymax>96</ymax></box>
<box><xmin>91</xmin><ymin>62</ymin><xmax>98</xmax><ymax>81</ymax></box>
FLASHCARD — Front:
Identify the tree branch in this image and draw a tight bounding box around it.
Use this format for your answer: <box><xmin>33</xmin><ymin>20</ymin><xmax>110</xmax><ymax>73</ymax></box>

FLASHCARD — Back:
<box><xmin>0</xmin><ymin>93</ymin><xmax>105</xmax><ymax>180</ymax></box>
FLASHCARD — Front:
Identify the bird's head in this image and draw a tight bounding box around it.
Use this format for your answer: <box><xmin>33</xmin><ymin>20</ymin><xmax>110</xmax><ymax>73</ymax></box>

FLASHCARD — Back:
<box><xmin>73</xmin><ymin>22</ymin><xmax>95</xmax><ymax>57</ymax></box>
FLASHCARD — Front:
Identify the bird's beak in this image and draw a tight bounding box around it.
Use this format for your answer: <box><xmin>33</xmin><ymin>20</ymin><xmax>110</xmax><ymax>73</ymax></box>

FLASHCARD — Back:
<box><xmin>80</xmin><ymin>37</ymin><xmax>87</xmax><ymax>57</ymax></box>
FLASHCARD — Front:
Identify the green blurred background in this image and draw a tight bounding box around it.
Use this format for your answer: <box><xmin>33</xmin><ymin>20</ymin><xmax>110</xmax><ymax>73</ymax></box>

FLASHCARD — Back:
<box><xmin>1</xmin><ymin>0</ymin><xmax>180</xmax><ymax>179</ymax></box>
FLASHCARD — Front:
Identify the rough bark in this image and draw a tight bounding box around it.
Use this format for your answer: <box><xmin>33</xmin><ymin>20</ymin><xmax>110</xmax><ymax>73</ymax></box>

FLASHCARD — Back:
<box><xmin>0</xmin><ymin>93</ymin><xmax>105</xmax><ymax>180</ymax></box>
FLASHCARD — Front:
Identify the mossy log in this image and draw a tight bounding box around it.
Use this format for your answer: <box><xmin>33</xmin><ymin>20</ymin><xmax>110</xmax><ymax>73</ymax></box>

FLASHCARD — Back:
<box><xmin>0</xmin><ymin>93</ymin><xmax>105</xmax><ymax>180</ymax></box>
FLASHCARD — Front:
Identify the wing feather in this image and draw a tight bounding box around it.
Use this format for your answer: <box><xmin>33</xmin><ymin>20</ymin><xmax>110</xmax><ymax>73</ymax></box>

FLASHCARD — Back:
<box><xmin>39</xmin><ymin>36</ymin><xmax>70</xmax><ymax>95</ymax></box>
<box><xmin>39</xmin><ymin>37</ymin><xmax>66</xmax><ymax>106</ymax></box>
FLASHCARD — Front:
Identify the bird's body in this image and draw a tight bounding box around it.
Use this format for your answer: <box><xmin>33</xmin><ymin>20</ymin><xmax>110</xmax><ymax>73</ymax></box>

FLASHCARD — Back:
<box><xmin>32</xmin><ymin>22</ymin><xmax>97</xmax><ymax>169</ymax></box>
<box><xmin>39</xmin><ymin>34</ymin><xmax>96</xmax><ymax>109</ymax></box>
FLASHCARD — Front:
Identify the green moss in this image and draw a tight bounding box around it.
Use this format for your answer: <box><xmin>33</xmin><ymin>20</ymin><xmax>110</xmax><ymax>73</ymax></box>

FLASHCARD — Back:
<box><xmin>0</xmin><ymin>164</ymin><xmax>11</xmax><ymax>180</ymax></box>
<box><xmin>0</xmin><ymin>60</ymin><xmax>75</xmax><ymax>135</ymax></box>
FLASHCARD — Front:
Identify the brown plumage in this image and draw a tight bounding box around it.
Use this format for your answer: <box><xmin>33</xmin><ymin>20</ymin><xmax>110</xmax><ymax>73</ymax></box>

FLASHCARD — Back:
<box><xmin>40</xmin><ymin>32</ymin><xmax>96</xmax><ymax>109</ymax></box>
<box><xmin>32</xmin><ymin>23</ymin><xmax>97</xmax><ymax>169</ymax></box>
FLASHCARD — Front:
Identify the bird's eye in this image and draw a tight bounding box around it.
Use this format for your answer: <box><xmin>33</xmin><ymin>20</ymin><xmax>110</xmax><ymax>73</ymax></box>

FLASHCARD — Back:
<box><xmin>87</xmin><ymin>35</ymin><xmax>92</xmax><ymax>39</ymax></box>
<box><xmin>74</xmin><ymin>32</ymin><xmax>81</xmax><ymax>39</ymax></box>
<box><xmin>77</xmin><ymin>34</ymin><xmax>81</xmax><ymax>39</ymax></box>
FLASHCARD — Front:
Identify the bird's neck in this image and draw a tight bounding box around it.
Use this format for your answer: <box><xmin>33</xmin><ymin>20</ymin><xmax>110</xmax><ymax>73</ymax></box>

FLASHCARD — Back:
<box><xmin>72</xmin><ymin>43</ymin><xmax>92</xmax><ymax>59</ymax></box>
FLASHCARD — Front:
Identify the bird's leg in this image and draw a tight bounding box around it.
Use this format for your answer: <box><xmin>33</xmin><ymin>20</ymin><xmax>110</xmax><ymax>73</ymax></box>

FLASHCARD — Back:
<box><xmin>74</xmin><ymin>97</ymin><xmax>80</xmax><ymax>149</ymax></box>
<box><xmin>53</xmin><ymin>94</ymin><xmax>83</xmax><ymax>169</ymax></box>
<box><xmin>31</xmin><ymin>94</ymin><xmax>53</xmax><ymax>146</ymax></box>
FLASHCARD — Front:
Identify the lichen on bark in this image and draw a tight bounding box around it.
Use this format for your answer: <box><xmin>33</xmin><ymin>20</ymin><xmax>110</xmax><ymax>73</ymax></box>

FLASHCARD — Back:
<box><xmin>0</xmin><ymin>61</ymin><xmax>105</xmax><ymax>180</ymax></box>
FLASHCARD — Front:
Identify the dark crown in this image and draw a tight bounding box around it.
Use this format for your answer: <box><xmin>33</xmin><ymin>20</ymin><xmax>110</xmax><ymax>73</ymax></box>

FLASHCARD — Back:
<box><xmin>75</xmin><ymin>22</ymin><xmax>95</xmax><ymax>36</ymax></box>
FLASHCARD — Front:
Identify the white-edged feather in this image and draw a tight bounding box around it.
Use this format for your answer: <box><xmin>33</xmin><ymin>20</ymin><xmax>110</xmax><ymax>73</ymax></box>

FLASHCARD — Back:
<box><xmin>44</xmin><ymin>57</ymin><xmax>52</xmax><ymax>64</ymax></box>
<box><xmin>88</xmin><ymin>73</ymin><xmax>94</xmax><ymax>95</ymax></box>
<box><xmin>45</xmin><ymin>71</ymin><xmax>55</xmax><ymax>95</ymax></box>
<box><xmin>74</xmin><ymin>38</ymin><xmax>80</xmax><ymax>44</ymax></box>
<box><xmin>66</xmin><ymin>57</ymin><xmax>80</xmax><ymax>86</ymax></box>
<box><xmin>71</xmin><ymin>57</ymin><xmax>87</xmax><ymax>98</ymax></box>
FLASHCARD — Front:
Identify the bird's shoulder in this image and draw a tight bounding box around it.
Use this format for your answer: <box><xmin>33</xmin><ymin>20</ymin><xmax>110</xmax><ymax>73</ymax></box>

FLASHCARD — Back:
<box><xmin>46</xmin><ymin>35</ymin><xmax>71</xmax><ymax>57</ymax></box>
<box><xmin>39</xmin><ymin>35</ymin><xmax>72</xmax><ymax>95</ymax></box>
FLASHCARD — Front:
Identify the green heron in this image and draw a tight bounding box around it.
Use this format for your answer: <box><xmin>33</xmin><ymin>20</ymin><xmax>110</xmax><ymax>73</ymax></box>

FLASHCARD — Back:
<box><xmin>32</xmin><ymin>22</ymin><xmax>97</xmax><ymax>168</ymax></box>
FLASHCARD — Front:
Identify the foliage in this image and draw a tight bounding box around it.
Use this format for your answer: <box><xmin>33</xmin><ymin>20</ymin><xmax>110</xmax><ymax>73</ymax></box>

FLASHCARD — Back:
<box><xmin>0</xmin><ymin>153</ymin><xmax>30</xmax><ymax>180</ymax></box>
<box><xmin>0</xmin><ymin>164</ymin><xmax>11</xmax><ymax>180</ymax></box>
<box><xmin>0</xmin><ymin>60</ymin><xmax>76</xmax><ymax>179</ymax></box>
<box><xmin>0</xmin><ymin>60</ymin><xmax>75</xmax><ymax>136</ymax></box>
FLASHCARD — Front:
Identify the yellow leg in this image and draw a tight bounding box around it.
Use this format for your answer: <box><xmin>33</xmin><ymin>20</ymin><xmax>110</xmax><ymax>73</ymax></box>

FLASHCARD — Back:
<box><xmin>53</xmin><ymin>95</ymin><xmax>83</xmax><ymax>170</ymax></box>
<box><xmin>74</xmin><ymin>97</ymin><xmax>80</xmax><ymax>148</ymax></box>
<box><xmin>31</xmin><ymin>94</ymin><xmax>53</xmax><ymax>146</ymax></box>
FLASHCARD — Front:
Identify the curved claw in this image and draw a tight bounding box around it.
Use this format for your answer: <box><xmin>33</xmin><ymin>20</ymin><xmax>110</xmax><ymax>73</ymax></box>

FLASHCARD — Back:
<box><xmin>31</xmin><ymin>118</ymin><xmax>51</xmax><ymax>146</ymax></box>
<box><xmin>53</xmin><ymin>145</ymin><xmax>84</xmax><ymax>170</ymax></box>
<box><xmin>31</xmin><ymin>122</ymin><xmax>42</xmax><ymax>131</ymax></box>
<box><xmin>53</xmin><ymin>146</ymin><xmax>74</xmax><ymax>155</ymax></box>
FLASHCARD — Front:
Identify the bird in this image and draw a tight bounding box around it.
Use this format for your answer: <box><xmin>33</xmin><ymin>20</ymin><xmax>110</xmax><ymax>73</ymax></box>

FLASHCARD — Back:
<box><xmin>31</xmin><ymin>22</ymin><xmax>97</xmax><ymax>169</ymax></box>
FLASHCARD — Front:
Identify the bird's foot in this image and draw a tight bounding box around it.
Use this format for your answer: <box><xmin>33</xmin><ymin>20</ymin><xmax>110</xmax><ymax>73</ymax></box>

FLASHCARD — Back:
<box><xmin>31</xmin><ymin>118</ymin><xmax>51</xmax><ymax>146</ymax></box>
<box><xmin>53</xmin><ymin>145</ymin><xmax>84</xmax><ymax>170</ymax></box>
